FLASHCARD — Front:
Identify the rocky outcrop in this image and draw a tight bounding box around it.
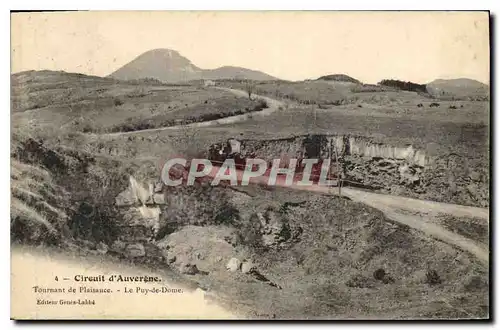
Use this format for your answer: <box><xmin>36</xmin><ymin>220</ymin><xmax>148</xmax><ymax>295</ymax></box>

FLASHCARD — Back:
<box><xmin>233</xmin><ymin>134</ymin><xmax>488</xmax><ymax>207</ymax></box>
<box><xmin>249</xmin><ymin>209</ymin><xmax>302</xmax><ymax>249</ymax></box>
<box><xmin>116</xmin><ymin>176</ymin><xmax>166</xmax><ymax>207</ymax></box>
<box><xmin>111</xmin><ymin>176</ymin><xmax>166</xmax><ymax>256</ymax></box>
<box><xmin>156</xmin><ymin>226</ymin><xmax>238</xmax><ymax>275</ymax></box>
<box><xmin>240</xmin><ymin>134</ymin><xmax>428</xmax><ymax>167</ymax></box>
<box><xmin>329</xmin><ymin>136</ymin><xmax>427</xmax><ymax>166</ymax></box>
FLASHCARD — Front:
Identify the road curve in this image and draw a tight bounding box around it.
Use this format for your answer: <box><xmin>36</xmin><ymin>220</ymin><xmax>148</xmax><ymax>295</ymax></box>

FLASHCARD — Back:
<box><xmin>286</xmin><ymin>184</ymin><xmax>489</xmax><ymax>265</ymax></box>
<box><xmin>104</xmin><ymin>87</ymin><xmax>284</xmax><ymax>137</ymax></box>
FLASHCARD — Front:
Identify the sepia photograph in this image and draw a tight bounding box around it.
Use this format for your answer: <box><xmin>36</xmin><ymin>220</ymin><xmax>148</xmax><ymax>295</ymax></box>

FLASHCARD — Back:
<box><xmin>10</xmin><ymin>10</ymin><xmax>490</xmax><ymax>320</ymax></box>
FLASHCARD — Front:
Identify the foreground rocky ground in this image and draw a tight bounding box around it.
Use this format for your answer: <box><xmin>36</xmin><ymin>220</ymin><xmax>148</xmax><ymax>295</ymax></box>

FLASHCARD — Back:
<box><xmin>10</xmin><ymin>132</ymin><xmax>489</xmax><ymax>319</ymax></box>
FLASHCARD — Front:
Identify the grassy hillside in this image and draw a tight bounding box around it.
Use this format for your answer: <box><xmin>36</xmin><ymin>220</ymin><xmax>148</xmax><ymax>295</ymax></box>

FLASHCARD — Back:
<box><xmin>218</xmin><ymin>80</ymin><xmax>426</xmax><ymax>106</ymax></box>
<box><xmin>427</xmin><ymin>78</ymin><xmax>489</xmax><ymax>101</ymax></box>
<box><xmin>11</xmin><ymin>70</ymin><xmax>267</xmax><ymax>135</ymax></box>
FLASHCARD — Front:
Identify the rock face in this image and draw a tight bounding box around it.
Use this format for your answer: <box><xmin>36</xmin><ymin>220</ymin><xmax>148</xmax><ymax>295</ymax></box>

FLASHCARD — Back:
<box><xmin>241</xmin><ymin>134</ymin><xmax>428</xmax><ymax>167</ymax></box>
<box><xmin>234</xmin><ymin>134</ymin><xmax>488</xmax><ymax>207</ymax></box>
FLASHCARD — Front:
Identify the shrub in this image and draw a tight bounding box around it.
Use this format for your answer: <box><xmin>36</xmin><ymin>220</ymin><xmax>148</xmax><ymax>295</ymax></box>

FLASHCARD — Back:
<box><xmin>114</xmin><ymin>98</ymin><xmax>124</xmax><ymax>106</ymax></box>
<box><xmin>425</xmin><ymin>269</ymin><xmax>442</xmax><ymax>285</ymax></box>
<box><xmin>378</xmin><ymin>79</ymin><xmax>427</xmax><ymax>94</ymax></box>
<box><xmin>253</xmin><ymin>98</ymin><xmax>268</xmax><ymax>111</ymax></box>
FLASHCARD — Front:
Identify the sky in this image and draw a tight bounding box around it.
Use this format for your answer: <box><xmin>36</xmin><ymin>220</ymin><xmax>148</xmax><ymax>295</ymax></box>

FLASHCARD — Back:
<box><xmin>11</xmin><ymin>11</ymin><xmax>490</xmax><ymax>84</ymax></box>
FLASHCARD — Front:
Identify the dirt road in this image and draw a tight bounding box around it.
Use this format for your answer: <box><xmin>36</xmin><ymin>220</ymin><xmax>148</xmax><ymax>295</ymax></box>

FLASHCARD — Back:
<box><xmin>104</xmin><ymin>87</ymin><xmax>284</xmax><ymax>137</ymax></box>
<box><xmin>342</xmin><ymin>187</ymin><xmax>489</xmax><ymax>263</ymax></box>
<box><xmin>286</xmin><ymin>183</ymin><xmax>489</xmax><ymax>265</ymax></box>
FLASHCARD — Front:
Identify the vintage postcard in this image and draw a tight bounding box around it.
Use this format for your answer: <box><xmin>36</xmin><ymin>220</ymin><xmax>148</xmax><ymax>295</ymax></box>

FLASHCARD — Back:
<box><xmin>10</xmin><ymin>11</ymin><xmax>490</xmax><ymax>320</ymax></box>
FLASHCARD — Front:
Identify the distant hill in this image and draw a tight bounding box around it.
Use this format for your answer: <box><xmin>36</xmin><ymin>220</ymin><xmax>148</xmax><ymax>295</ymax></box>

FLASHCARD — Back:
<box><xmin>378</xmin><ymin>79</ymin><xmax>428</xmax><ymax>94</ymax></box>
<box><xmin>202</xmin><ymin>66</ymin><xmax>276</xmax><ymax>81</ymax></box>
<box><xmin>426</xmin><ymin>78</ymin><xmax>489</xmax><ymax>100</ymax></box>
<box><xmin>108</xmin><ymin>49</ymin><xmax>276</xmax><ymax>83</ymax></box>
<box><xmin>316</xmin><ymin>74</ymin><xmax>361</xmax><ymax>84</ymax></box>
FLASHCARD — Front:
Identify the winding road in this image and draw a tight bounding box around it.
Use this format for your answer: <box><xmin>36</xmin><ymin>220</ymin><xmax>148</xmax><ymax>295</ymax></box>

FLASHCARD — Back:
<box><xmin>104</xmin><ymin>87</ymin><xmax>283</xmax><ymax>137</ymax></box>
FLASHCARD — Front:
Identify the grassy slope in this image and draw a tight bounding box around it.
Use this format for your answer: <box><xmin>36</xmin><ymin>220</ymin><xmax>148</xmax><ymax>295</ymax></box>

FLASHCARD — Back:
<box><xmin>9</xmin><ymin>131</ymin><xmax>148</xmax><ymax>247</ymax></box>
<box><xmin>10</xmin><ymin>159</ymin><xmax>67</xmax><ymax>243</ymax></box>
<box><xmin>11</xmin><ymin>70</ymin><xmax>266</xmax><ymax>134</ymax></box>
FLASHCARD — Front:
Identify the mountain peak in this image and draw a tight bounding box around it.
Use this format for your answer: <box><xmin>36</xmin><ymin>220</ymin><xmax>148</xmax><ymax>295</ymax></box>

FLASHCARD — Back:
<box><xmin>139</xmin><ymin>48</ymin><xmax>181</xmax><ymax>58</ymax></box>
<box><xmin>108</xmin><ymin>49</ymin><xmax>276</xmax><ymax>83</ymax></box>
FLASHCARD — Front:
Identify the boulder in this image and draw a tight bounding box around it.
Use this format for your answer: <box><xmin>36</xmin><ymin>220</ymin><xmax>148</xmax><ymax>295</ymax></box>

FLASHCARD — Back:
<box><xmin>258</xmin><ymin>209</ymin><xmax>293</xmax><ymax>247</ymax></box>
<box><xmin>121</xmin><ymin>206</ymin><xmax>160</xmax><ymax>234</ymax></box>
<box><xmin>125</xmin><ymin>243</ymin><xmax>146</xmax><ymax>258</ymax></box>
<box><xmin>154</xmin><ymin>182</ymin><xmax>164</xmax><ymax>193</ymax></box>
<box><xmin>153</xmin><ymin>193</ymin><xmax>165</xmax><ymax>204</ymax></box>
<box><xmin>96</xmin><ymin>242</ymin><xmax>108</xmax><ymax>254</ymax></box>
<box><xmin>167</xmin><ymin>255</ymin><xmax>177</xmax><ymax>264</ymax></box>
<box><xmin>226</xmin><ymin>257</ymin><xmax>242</xmax><ymax>272</ymax></box>
<box><xmin>399</xmin><ymin>164</ymin><xmax>420</xmax><ymax>185</ymax></box>
<box><xmin>469</xmin><ymin>171</ymin><xmax>481</xmax><ymax>182</ymax></box>
<box><xmin>115</xmin><ymin>189</ymin><xmax>138</xmax><ymax>207</ymax></box>
<box><xmin>241</xmin><ymin>261</ymin><xmax>255</xmax><ymax>274</ymax></box>
<box><xmin>180</xmin><ymin>263</ymin><xmax>199</xmax><ymax>275</ymax></box>
<box><xmin>110</xmin><ymin>240</ymin><xmax>126</xmax><ymax>252</ymax></box>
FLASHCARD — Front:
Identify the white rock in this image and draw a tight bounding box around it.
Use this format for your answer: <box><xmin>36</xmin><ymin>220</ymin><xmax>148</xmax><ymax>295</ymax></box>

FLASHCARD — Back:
<box><xmin>226</xmin><ymin>257</ymin><xmax>242</xmax><ymax>272</ymax></box>
<box><xmin>241</xmin><ymin>261</ymin><xmax>255</xmax><ymax>274</ymax></box>
<box><xmin>154</xmin><ymin>182</ymin><xmax>163</xmax><ymax>193</ymax></box>
<box><xmin>153</xmin><ymin>193</ymin><xmax>165</xmax><ymax>204</ymax></box>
